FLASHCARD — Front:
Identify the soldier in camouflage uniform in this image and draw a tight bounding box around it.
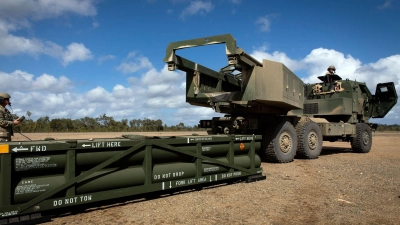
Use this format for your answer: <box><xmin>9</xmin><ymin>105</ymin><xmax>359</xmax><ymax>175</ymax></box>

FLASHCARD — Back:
<box><xmin>0</xmin><ymin>92</ymin><xmax>21</xmax><ymax>142</ymax></box>
<box><xmin>325</xmin><ymin>65</ymin><xmax>336</xmax><ymax>92</ymax></box>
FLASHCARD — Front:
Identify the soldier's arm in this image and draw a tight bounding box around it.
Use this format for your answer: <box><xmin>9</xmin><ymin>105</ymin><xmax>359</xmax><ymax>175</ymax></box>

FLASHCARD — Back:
<box><xmin>0</xmin><ymin>111</ymin><xmax>13</xmax><ymax>127</ymax></box>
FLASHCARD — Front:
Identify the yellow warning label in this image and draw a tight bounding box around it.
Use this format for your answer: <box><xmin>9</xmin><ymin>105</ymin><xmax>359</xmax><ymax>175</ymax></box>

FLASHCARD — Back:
<box><xmin>0</xmin><ymin>144</ymin><xmax>9</xmax><ymax>154</ymax></box>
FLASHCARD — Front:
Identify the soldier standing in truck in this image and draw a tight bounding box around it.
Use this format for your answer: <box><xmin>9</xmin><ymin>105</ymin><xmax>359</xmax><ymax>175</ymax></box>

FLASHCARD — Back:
<box><xmin>325</xmin><ymin>65</ymin><xmax>336</xmax><ymax>92</ymax></box>
<box><xmin>0</xmin><ymin>92</ymin><xmax>22</xmax><ymax>142</ymax></box>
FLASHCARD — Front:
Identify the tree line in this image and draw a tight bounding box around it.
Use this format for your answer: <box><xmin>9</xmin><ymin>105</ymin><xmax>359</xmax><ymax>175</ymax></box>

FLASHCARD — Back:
<box><xmin>13</xmin><ymin>112</ymin><xmax>203</xmax><ymax>133</ymax></box>
<box><xmin>11</xmin><ymin>111</ymin><xmax>400</xmax><ymax>133</ymax></box>
<box><xmin>375</xmin><ymin>124</ymin><xmax>400</xmax><ymax>131</ymax></box>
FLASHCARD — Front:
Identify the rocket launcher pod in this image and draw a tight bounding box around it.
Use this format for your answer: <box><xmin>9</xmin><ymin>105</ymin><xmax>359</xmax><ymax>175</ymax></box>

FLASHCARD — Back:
<box><xmin>0</xmin><ymin>134</ymin><xmax>265</xmax><ymax>220</ymax></box>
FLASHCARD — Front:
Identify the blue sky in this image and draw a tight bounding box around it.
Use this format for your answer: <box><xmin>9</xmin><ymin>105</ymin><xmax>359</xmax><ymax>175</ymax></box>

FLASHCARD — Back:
<box><xmin>0</xmin><ymin>0</ymin><xmax>399</xmax><ymax>126</ymax></box>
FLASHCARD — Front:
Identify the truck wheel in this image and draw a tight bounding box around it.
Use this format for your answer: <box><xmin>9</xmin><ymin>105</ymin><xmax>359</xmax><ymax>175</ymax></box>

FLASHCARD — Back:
<box><xmin>261</xmin><ymin>121</ymin><xmax>297</xmax><ymax>163</ymax></box>
<box><xmin>296</xmin><ymin>119</ymin><xmax>323</xmax><ymax>159</ymax></box>
<box><xmin>351</xmin><ymin>123</ymin><xmax>372</xmax><ymax>153</ymax></box>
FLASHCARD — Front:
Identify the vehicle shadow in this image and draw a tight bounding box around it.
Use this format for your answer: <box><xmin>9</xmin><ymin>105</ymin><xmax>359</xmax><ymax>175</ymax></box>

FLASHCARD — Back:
<box><xmin>319</xmin><ymin>146</ymin><xmax>353</xmax><ymax>156</ymax></box>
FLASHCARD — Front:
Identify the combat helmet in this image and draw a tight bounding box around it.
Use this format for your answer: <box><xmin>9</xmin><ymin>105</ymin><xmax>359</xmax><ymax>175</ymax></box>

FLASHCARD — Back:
<box><xmin>0</xmin><ymin>92</ymin><xmax>10</xmax><ymax>104</ymax></box>
<box><xmin>327</xmin><ymin>65</ymin><xmax>336</xmax><ymax>71</ymax></box>
<box><xmin>0</xmin><ymin>92</ymin><xmax>10</xmax><ymax>99</ymax></box>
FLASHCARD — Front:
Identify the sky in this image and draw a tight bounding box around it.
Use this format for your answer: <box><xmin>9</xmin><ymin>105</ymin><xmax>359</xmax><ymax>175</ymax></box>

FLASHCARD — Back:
<box><xmin>0</xmin><ymin>0</ymin><xmax>399</xmax><ymax>126</ymax></box>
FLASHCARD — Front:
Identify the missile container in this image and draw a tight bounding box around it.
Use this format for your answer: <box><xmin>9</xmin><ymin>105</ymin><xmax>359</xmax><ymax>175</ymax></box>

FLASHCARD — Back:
<box><xmin>0</xmin><ymin>134</ymin><xmax>264</xmax><ymax>222</ymax></box>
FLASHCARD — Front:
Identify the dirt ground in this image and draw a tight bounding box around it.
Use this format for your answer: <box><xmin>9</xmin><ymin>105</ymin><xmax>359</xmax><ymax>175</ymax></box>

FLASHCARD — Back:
<box><xmin>11</xmin><ymin>132</ymin><xmax>400</xmax><ymax>224</ymax></box>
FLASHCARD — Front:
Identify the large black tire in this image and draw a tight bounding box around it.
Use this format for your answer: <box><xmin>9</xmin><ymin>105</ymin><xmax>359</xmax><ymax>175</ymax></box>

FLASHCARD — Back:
<box><xmin>261</xmin><ymin>121</ymin><xmax>298</xmax><ymax>163</ymax></box>
<box><xmin>296</xmin><ymin>119</ymin><xmax>323</xmax><ymax>159</ymax></box>
<box><xmin>351</xmin><ymin>123</ymin><xmax>372</xmax><ymax>153</ymax></box>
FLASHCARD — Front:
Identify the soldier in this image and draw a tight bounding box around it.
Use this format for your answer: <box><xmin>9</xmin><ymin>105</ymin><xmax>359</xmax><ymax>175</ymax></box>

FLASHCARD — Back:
<box><xmin>0</xmin><ymin>92</ymin><xmax>22</xmax><ymax>142</ymax></box>
<box><xmin>325</xmin><ymin>65</ymin><xmax>336</xmax><ymax>92</ymax></box>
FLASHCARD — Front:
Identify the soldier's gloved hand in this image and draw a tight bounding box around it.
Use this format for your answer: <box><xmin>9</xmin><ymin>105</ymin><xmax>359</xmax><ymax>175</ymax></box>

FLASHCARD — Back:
<box><xmin>13</xmin><ymin>119</ymin><xmax>21</xmax><ymax>125</ymax></box>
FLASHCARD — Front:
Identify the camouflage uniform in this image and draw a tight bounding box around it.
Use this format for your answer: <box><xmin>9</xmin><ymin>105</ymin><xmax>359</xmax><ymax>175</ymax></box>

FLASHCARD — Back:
<box><xmin>325</xmin><ymin>65</ymin><xmax>336</xmax><ymax>82</ymax></box>
<box><xmin>0</xmin><ymin>105</ymin><xmax>13</xmax><ymax>142</ymax></box>
<box><xmin>325</xmin><ymin>65</ymin><xmax>336</xmax><ymax>91</ymax></box>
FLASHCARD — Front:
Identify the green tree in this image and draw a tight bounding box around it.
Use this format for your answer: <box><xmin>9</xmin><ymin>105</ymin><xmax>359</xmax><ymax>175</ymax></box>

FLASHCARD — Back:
<box><xmin>36</xmin><ymin>116</ymin><xmax>51</xmax><ymax>132</ymax></box>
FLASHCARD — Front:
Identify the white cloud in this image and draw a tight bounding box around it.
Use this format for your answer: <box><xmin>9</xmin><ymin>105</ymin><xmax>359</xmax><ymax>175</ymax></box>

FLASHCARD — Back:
<box><xmin>0</xmin><ymin>62</ymin><xmax>196</xmax><ymax>125</ymax></box>
<box><xmin>301</xmin><ymin>48</ymin><xmax>362</xmax><ymax>84</ymax></box>
<box><xmin>0</xmin><ymin>70</ymin><xmax>73</xmax><ymax>93</ymax></box>
<box><xmin>41</xmin><ymin>94</ymin><xmax>66</xmax><ymax>109</ymax></box>
<box><xmin>252</xmin><ymin>45</ymin><xmax>305</xmax><ymax>71</ymax></box>
<box><xmin>353</xmin><ymin>55</ymin><xmax>400</xmax><ymax>91</ymax></box>
<box><xmin>127</xmin><ymin>51</ymin><xmax>137</xmax><ymax>59</ymax></box>
<box><xmin>144</xmin><ymin>96</ymin><xmax>186</xmax><ymax>108</ymax></box>
<box><xmin>255</xmin><ymin>14</ymin><xmax>279</xmax><ymax>32</ymax></box>
<box><xmin>140</xmin><ymin>65</ymin><xmax>187</xmax><ymax>107</ymax></box>
<box><xmin>255</xmin><ymin>15</ymin><xmax>271</xmax><ymax>32</ymax></box>
<box><xmin>33</xmin><ymin>74</ymin><xmax>74</xmax><ymax>92</ymax></box>
<box><xmin>62</xmin><ymin>43</ymin><xmax>93</xmax><ymax>66</ymax></box>
<box><xmin>147</xmin><ymin>84</ymin><xmax>179</xmax><ymax>97</ymax></box>
<box><xmin>0</xmin><ymin>30</ymin><xmax>93</xmax><ymax>65</ymax></box>
<box><xmin>180</xmin><ymin>1</ymin><xmax>214</xmax><ymax>19</ymax></box>
<box><xmin>0</xmin><ymin>0</ymin><xmax>97</xmax><ymax>65</ymax></box>
<box><xmin>0</xmin><ymin>31</ymin><xmax>52</xmax><ymax>56</ymax></box>
<box><xmin>85</xmin><ymin>86</ymin><xmax>113</xmax><ymax>103</ymax></box>
<box><xmin>141</xmin><ymin>66</ymin><xmax>182</xmax><ymax>85</ymax></box>
<box><xmin>116</xmin><ymin>53</ymin><xmax>153</xmax><ymax>74</ymax></box>
<box><xmin>251</xmin><ymin>46</ymin><xmax>400</xmax><ymax>92</ymax></box>
<box><xmin>0</xmin><ymin>0</ymin><xmax>97</xmax><ymax>21</ymax></box>
<box><xmin>112</xmin><ymin>84</ymin><xmax>135</xmax><ymax>99</ymax></box>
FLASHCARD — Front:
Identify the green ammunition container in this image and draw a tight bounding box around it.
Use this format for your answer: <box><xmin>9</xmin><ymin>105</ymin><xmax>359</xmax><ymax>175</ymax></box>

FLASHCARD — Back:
<box><xmin>76</xmin><ymin>142</ymin><xmax>259</xmax><ymax>167</ymax></box>
<box><xmin>1</xmin><ymin>134</ymin><xmax>264</xmax><ymax>219</ymax></box>
<box><xmin>152</xmin><ymin>155</ymin><xmax>261</xmax><ymax>182</ymax></box>
<box><xmin>76</xmin><ymin>166</ymin><xmax>145</xmax><ymax>194</ymax></box>
<box><xmin>152</xmin><ymin>163</ymin><xmax>196</xmax><ymax>182</ymax></box>
<box><xmin>14</xmin><ymin>154</ymin><xmax>66</xmax><ymax>174</ymax></box>
<box><xmin>76</xmin><ymin>151</ymin><xmax>145</xmax><ymax>168</ymax></box>
<box><xmin>13</xmin><ymin>154</ymin><xmax>262</xmax><ymax>203</ymax></box>
<box><xmin>202</xmin><ymin>155</ymin><xmax>261</xmax><ymax>175</ymax></box>
<box><xmin>14</xmin><ymin>175</ymin><xmax>65</xmax><ymax>204</ymax></box>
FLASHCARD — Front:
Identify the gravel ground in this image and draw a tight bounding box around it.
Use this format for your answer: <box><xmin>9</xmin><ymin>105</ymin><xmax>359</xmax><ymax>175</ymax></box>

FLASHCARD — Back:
<box><xmin>12</xmin><ymin>132</ymin><xmax>400</xmax><ymax>224</ymax></box>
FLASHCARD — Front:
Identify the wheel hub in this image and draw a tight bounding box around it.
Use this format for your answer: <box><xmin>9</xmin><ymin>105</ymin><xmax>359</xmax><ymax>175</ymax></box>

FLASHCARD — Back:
<box><xmin>308</xmin><ymin>131</ymin><xmax>318</xmax><ymax>150</ymax></box>
<box><xmin>279</xmin><ymin>131</ymin><xmax>292</xmax><ymax>153</ymax></box>
<box><xmin>362</xmin><ymin>131</ymin><xmax>370</xmax><ymax>146</ymax></box>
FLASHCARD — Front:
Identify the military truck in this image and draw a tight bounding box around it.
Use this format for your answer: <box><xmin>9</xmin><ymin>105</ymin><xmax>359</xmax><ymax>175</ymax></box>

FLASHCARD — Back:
<box><xmin>163</xmin><ymin>34</ymin><xmax>398</xmax><ymax>163</ymax></box>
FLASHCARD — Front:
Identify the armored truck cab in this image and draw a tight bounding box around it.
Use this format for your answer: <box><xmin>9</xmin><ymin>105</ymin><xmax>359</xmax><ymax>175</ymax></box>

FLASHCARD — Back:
<box><xmin>164</xmin><ymin>34</ymin><xmax>398</xmax><ymax>163</ymax></box>
<box><xmin>289</xmin><ymin>77</ymin><xmax>397</xmax><ymax>140</ymax></box>
<box><xmin>295</xmin><ymin>76</ymin><xmax>397</xmax><ymax>122</ymax></box>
